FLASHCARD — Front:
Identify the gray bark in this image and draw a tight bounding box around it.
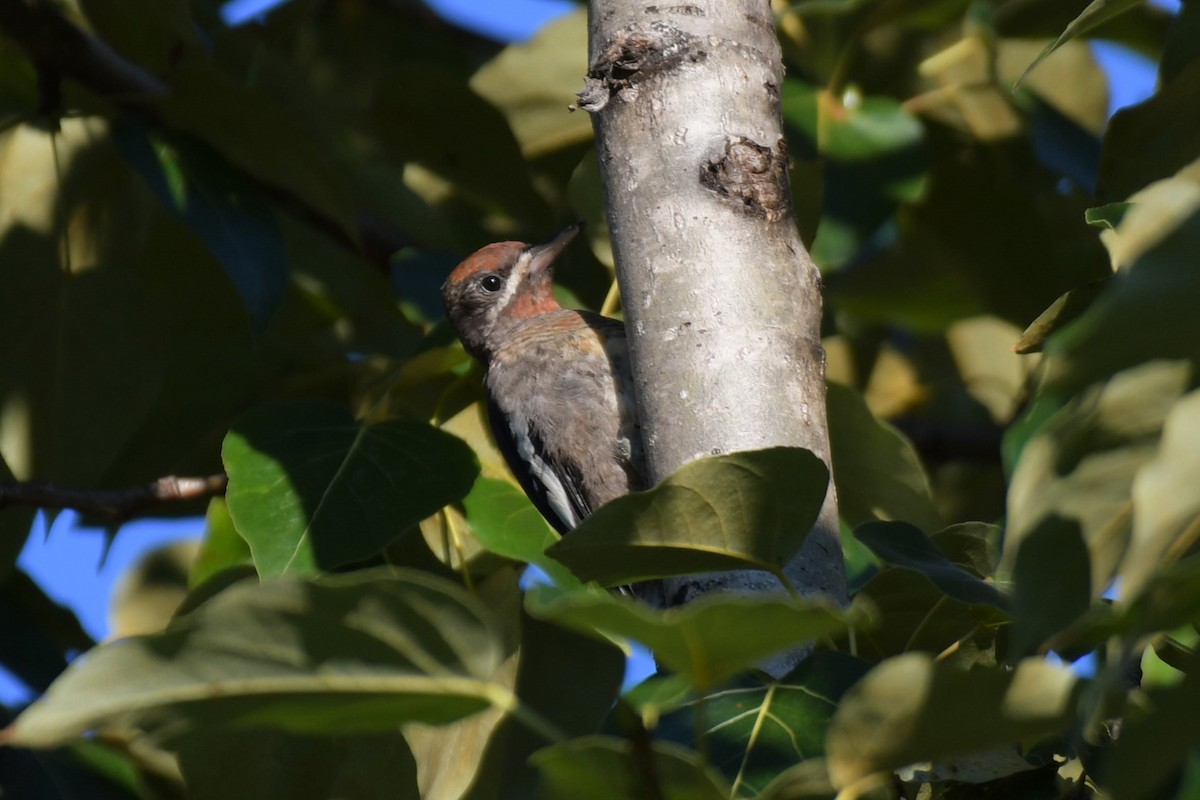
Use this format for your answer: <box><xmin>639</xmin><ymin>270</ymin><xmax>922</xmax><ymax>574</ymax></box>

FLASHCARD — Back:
<box><xmin>580</xmin><ymin>0</ymin><xmax>848</xmax><ymax>662</ymax></box>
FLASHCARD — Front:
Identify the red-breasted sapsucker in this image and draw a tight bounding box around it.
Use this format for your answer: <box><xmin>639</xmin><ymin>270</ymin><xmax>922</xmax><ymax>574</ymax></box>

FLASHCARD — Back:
<box><xmin>441</xmin><ymin>222</ymin><xmax>645</xmax><ymax>537</ymax></box>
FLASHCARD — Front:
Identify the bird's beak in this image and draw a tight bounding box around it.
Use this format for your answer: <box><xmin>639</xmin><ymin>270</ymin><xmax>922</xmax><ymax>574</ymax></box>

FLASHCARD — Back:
<box><xmin>527</xmin><ymin>221</ymin><xmax>584</xmax><ymax>274</ymax></box>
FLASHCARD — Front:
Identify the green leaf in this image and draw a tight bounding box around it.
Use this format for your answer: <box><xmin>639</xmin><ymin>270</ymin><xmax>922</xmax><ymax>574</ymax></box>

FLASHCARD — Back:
<box><xmin>2</xmin><ymin>569</ymin><xmax>506</xmax><ymax>749</ymax></box>
<box><xmin>1015</xmin><ymin>0</ymin><xmax>1143</xmax><ymax>87</ymax></box>
<box><xmin>1009</xmin><ymin>516</ymin><xmax>1091</xmax><ymax>659</ymax></box>
<box><xmin>178</xmin><ymin>728</ymin><xmax>419</xmax><ymax>800</ymax></box>
<box><xmin>0</xmin><ymin>261</ymin><xmax>165</xmax><ymax>485</ymax></box>
<box><xmin>158</xmin><ymin>58</ymin><xmax>357</xmax><ymax>241</ymax></box>
<box><xmin>547</xmin><ymin>448</ymin><xmax>830</xmax><ymax>587</ymax></box>
<box><xmin>469</xmin><ymin>8</ymin><xmax>592</xmax><ymax>157</ymax></box>
<box><xmin>189</xmin><ymin>497</ymin><xmax>252</xmax><ymax>589</ymax></box>
<box><xmin>222</xmin><ymin>401</ymin><xmax>479</xmax><ymax>576</ymax></box>
<box><xmin>525</xmin><ymin>585</ymin><xmax>867</xmax><ymax>691</ymax></box>
<box><xmin>1100</xmin><ymin>664</ymin><xmax>1200</xmax><ymax>800</ymax></box>
<box><xmin>782</xmin><ymin>81</ymin><xmax>928</xmax><ymax>269</ymax></box>
<box><xmin>373</xmin><ymin>65</ymin><xmax>549</xmax><ymax>222</ymax></box>
<box><xmin>654</xmin><ymin>653</ymin><xmax>871</xmax><ymax>796</ymax></box>
<box><xmin>853</xmin><ymin>566</ymin><xmax>998</xmax><ymax>664</ymax></box>
<box><xmin>826</xmin><ymin>383</ymin><xmax>940</xmax><ymax>533</ymax></box>
<box><xmin>1006</xmin><ymin>361</ymin><xmax>1191</xmax><ymax>596</ymax></box>
<box><xmin>78</xmin><ymin>0</ymin><xmax>196</xmax><ymax>75</ymax></box>
<box><xmin>1085</xmin><ymin>203</ymin><xmax>1132</xmax><ymax>231</ymax></box>
<box><xmin>462</xmin><ymin>477</ymin><xmax>580</xmax><ymax>589</ymax></box>
<box><xmin>826</xmin><ymin>654</ymin><xmax>1081</xmax><ymax>788</ymax></box>
<box><xmin>531</xmin><ymin>736</ymin><xmax>730</xmax><ymax>800</ymax></box>
<box><xmin>445</xmin><ymin>609</ymin><xmax>626</xmax><ymax>800</ymax></box>
<box><xmin>854</xmin><ymin>521</ymin><xmax>1009</xmax><ymax>611</ymax></box>
<box><xmin>1123</xmin><ymin>388</ymin><xmax>1200</xmax><ymax>598</ymax></box>
<box><xmin>1098</xmin><ymin>61</ymin><xmax>1200</xmax><ymax>201</ymax></box>
<box><xmin>1013</xmin><ymin>278</ymin><xmax>1111</xmax><ymax>355</ymax></box>
<box><xmin>113</xmin><ymin>119</ymin><xmax>288</xmax><ymax>335</ymax></box>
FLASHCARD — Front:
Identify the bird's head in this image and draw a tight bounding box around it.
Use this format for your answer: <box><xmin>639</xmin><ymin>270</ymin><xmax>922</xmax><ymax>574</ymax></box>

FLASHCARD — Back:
<box><xmin>441</xmin><ymin>222</ymin><xmax>582</xmax><ymax>361</ymax></box>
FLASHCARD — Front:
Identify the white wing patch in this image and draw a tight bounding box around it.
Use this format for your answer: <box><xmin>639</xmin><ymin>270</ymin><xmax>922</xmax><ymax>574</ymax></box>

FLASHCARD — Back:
<box><xmin>511</xmin><ymin>418</ymin><xmax>581</xmax><ymax>530</ymax></box>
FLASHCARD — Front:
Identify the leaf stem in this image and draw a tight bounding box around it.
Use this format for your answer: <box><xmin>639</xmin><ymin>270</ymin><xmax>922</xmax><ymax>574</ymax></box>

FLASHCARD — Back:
<box><xmin>600</xmin><ymin>277</ymin><xmax>621</xmax><ymax>318</ymax></box>
<box><xmin>488</xmin><ymin>688</ymin><xmax>568</xmax><ymax>745</ymax></box>
<box><xmin>904</xmin><ymin>596</ymin><xmax>949</xmax><ymax>653</ymax></box>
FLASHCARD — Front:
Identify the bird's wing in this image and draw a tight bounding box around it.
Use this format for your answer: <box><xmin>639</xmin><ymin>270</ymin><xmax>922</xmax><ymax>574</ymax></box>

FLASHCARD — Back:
<box><xmin>487</xmin><ymin>397</ymin><xmax>592</xmax><ymax>534</ymax></box>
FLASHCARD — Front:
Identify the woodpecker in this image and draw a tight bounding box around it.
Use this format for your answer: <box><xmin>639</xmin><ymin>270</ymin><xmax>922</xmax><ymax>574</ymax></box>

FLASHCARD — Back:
<box><xmin>441</xmin><ymin>222</ymin><xmax>645</xmax><ymax>538</ymax></box>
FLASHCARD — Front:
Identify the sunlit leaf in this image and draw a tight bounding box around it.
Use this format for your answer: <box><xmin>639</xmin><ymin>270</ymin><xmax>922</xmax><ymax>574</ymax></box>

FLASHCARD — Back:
<box><xmin>1124</xmin><ymin>389</ymin><xmax>1200</xmax><ymax>598</ymax></box>
<box><xmin>1006</xmin><ymin>361</ymin><xmax>1191</xmax><ymax>595</ymax></box>
<box><xmin>190</xmin><ymin>497</ymin><xmax>252</xmax><ymax>589</ymax></box>
<box><xmin>223</xmin><ymin>401</ymin><xmax>479</xmax><ymax>576</ymax></box>
<box><xmin>826</xmin><ymin>654</ymin><xmax>1080</xmax><ymax>788</ymax></box>
<box><xmin>470</xmin><ymin>9</ymin><xmax>592</xmax><ymax>157</ymax></box>
<box><xmin>548</xmin><ymin>448</ymin><xmax>829</xmax><ymax>587</ymax></box>
<box><xmin>1015</xmin><ymin>0</ymin><xmax>1142</xmax><ymax>87</ymax></box>
<box><xmin>463</xmin><ymin>477</ymin><xmax>580</xmax><ymax>589</ymax></box>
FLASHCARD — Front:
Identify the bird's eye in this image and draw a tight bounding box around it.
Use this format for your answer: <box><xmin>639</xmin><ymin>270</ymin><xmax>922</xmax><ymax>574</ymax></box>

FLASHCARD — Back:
<box><xmin>480</xmin><ymin>274</ymin><xmax>504</xmax><ymax>293</ymax></box>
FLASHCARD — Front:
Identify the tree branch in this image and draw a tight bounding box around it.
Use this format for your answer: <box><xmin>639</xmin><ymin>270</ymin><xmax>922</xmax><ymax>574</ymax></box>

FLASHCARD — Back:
<box><xmin>0</xmin><ymin>475</ymin><xmax>227</xmax><ymax>521</ymax></box>
<box><xmin>585</xmin><ymin>0</ymin><xmax>848</xmax><ymax>669</ymax></box>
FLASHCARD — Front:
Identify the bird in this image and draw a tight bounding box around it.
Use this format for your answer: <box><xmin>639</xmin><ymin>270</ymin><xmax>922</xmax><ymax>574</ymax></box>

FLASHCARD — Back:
<box><xmin>440</xmin><ymin>222</ymin><xmax>645</xmax><ymax>540</ymax></box>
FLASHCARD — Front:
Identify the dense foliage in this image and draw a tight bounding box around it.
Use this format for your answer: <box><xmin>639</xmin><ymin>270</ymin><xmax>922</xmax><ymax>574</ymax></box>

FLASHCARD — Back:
<box><xmin>1</xmin><ymin>0</ymin><xmax>1199</xmax><ymax>797</ymax></box>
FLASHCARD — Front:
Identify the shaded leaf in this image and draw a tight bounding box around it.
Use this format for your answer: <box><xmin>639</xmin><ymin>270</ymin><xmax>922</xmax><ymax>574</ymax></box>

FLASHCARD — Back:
<box><xmin>3</xmin><ymin>569</ymin><xmax>505</xmax><ymax>748</ymax></box>
<box><xmin>0</xmin><ymin>260</ymin><xmax>165</xmax><ymax>485</ymax></box>
<box><xmin>854</xmin><ymin>521</ymin><xmax>1009</xmax><ymax>611</ymax></box>
<box><xmin>113</xmin><ymin>119</ymin><xmax>288</xmax><ymax>335</ymax></box>
<box><xmin>1100</xmin><ymin>663</ymin><xmax>1200</xmax><ymax>800</ymax></box>
<box><xmin>1098</xmin><ymin>61</ymin><xmax>1200</xmax><ymax>202</ymax></box>
<box><xmin>827</xmin><ymin>383</ymin><xmax>940</xmax><ymax>533</ymax></box>
<box><xmin>374</xmin><ymin>65</ymin><xmax>548</xmax><ymax>222</ymax></box>
<box><xmin>531</xmin><ymin>736</ymin><xmax>730</xmax><ymax>800</ymax></box>
<box><xmin>179</xmin><ymin>728</ymin><xmax>419</xmax><ymax>800</ymax></box>
<box><xmin>1009</xmin><ymin>516</ymin><xmax>1091</xmax><ymax>658</ymax></box>
<box><xmin>654</xmin><ymin>653</ymin><xmax>871</xmax><ymax>796</ymax></box>
<box><xmin>525</xmin><ymin>585</ymin><xmax>868</xmax><ymax>691</ymax></box>
<box><xmin>853</xmin><ymin>566</ymin><xmax>1000</xmax><ymax>664</ymax></box>
<box><xmin>826</xmin><ymin>654</ymin><xmax>1080</xmax><ymax>788</ymax></box>
<box><xmin>159</xmin><ymin>57</ymin><xmax>357</xmax><ymax>241</ymax></box>
<box><xmin>450</xmin><ymin>608</ymin><xmax>626</xmax><ymax>800</ymax></box>
<box><xmin>548</xmin><ymin>448</ymin><xmax>830</xmax><ymax>587</ymax></box>
<box><xmin>223</xmin><ymin>401</ymin><xmax>479</xmax><ymax>576</ymax></box>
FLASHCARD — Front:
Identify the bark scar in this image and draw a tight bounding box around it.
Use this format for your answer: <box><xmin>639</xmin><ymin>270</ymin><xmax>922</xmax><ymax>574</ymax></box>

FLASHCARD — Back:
<box><xmin>574</xmin><ymin>23</ymin><xmax>705</xmax><ymax>113</ymax></box>
<box><xmin>700</xmin><ymin>136</ymin><xmax>791</xmax><ymax>223</ymax></box>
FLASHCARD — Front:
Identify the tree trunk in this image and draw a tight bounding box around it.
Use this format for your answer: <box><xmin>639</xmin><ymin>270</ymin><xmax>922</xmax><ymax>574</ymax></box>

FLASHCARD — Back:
<box><xmin>580</xmin><ymin>0</ymin><xmax>848</xmax><ymax>650</ymax></box>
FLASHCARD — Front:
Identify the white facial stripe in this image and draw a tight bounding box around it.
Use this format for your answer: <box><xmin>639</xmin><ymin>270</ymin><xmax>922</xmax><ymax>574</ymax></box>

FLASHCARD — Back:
<box><xmin>483</xmin><ymin>249</ymin><xmax>533</xmax><ymax>328</ymax></box>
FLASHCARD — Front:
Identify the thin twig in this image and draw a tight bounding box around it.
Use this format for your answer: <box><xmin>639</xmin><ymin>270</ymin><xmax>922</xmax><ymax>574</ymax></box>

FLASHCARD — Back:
<box><xmin>0</xmin><ymin>474</ymin><xmax>227</xmax><ymax>521</ymax></box>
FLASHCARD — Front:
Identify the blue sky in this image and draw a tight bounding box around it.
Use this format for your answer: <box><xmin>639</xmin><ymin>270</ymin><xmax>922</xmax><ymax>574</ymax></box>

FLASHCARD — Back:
<box><xmin>3</xmin><ymin>0</ymin><xmax>1179</xmax><ymax>705</ymax></box>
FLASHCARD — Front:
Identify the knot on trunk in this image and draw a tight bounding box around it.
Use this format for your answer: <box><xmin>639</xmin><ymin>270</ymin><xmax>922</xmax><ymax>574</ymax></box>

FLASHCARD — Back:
<box><xmin>574</xmin><ymin>22</ymin><xmax>705</xmax><ymax>113</ymax></box>
<box><xmin>700</xmin><ymin>136</ymin><xmax>791</xmax><ymax>223</ymax></box>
